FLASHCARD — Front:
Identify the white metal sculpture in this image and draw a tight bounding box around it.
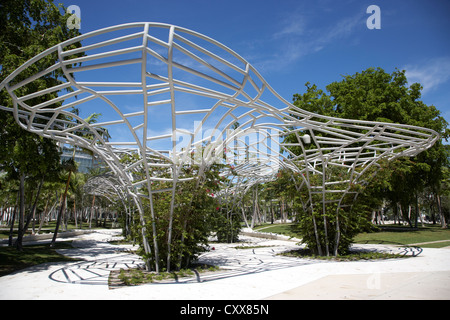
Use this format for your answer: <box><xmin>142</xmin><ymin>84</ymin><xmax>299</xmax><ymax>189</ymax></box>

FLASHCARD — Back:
<box><xmin>0</xmin><ymin>23</ymin><xmax>439</xmax><ymax>267</ymax></box>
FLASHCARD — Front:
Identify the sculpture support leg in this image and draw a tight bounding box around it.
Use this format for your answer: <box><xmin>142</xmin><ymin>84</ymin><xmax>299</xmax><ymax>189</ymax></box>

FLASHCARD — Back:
<box><xmin>133</xmin><ymin>196</ymin><xmax>154</xmax><ymax>271</ymax></box>
<box><xmin>322</xmin><ymin>162</ymin><xmax>330</xmax><ymax>256</ymax></box>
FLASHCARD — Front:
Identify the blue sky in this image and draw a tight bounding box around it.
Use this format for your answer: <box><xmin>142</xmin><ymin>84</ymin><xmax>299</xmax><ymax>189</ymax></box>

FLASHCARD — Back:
<box><xmin>61</xmin><ymin>0</ymin><xmax>450</xmax><ymax>146</ymax></box>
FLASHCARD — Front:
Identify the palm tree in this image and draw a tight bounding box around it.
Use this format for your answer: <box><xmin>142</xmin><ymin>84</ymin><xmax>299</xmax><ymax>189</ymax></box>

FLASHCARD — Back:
<box><xmin>69</xmin><ymin>172</ymin><xmax>86</xmax><ymax>229</ymax></box>
<box><xmin>50</xmin><ymin>158</ymin><xmax>77</xmax><ymax>247</ymax></box>
<box><xmin>50</xmin><ymin>108</ymin><xmax>107</xmax><ymax>246</ymax></box>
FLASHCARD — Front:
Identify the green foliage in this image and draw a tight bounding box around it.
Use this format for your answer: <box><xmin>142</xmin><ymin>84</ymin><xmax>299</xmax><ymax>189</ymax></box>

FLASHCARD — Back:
<box><xmin>116</xmin><ymin>264</ymin><xmax>219</xmax><ymax>286</ymax></box>
<box><xmin>280</xmin><ymin>248</ymin><xmax>409</xmax><ymax>261</ymax></box>
<box><xmin>210</xmin><ymin>208</ymin><xmax>241</xmax><ymax>243</ymax></box>
<box><xmin>317</xmin><ymin>69</ymin><xmax>449</xmax><ymax>195</ymax></box>
<box><xmin>0</xmin><ymin>0</ymin><xmax>82</xmax><ymax>84</ymax></box>
<box><xmin>0</xmin><ymin>0</ymin><xmax>84</xmax><ymax>249</ymax></box>
<box><xmin>285</xmin><ymin>67</ymin><xmax>449</xmax><ymax>255</ymax></box>
<box><xmin>0</xmin><ymin>118</ymin><xmax>62</xmax><ymax>181</ymax></box>
<box><xmin>290</xmin><ymin>169</ymin><xmax>372</xmax><ymax>256</ymax></box>
<box><xmin>128</xmin><ymin>161</ymin><xmax>237</xmax><ymax>271</ymax></box>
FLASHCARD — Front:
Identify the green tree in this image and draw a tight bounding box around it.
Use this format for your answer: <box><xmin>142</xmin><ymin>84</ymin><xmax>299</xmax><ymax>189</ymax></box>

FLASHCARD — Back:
<box><xmin>128</xmin><ymin>161</ymin><xmax>229</xmax><ymax>272</ymax></box>
<box><xmin>0</xmin><ymin>115</ymin><xmax>62</xmax><ymax>250</ymax></box>
<box><xmin>0</xmin><ymin>0</ymin><xmax>82</xmax><ymax>250</ymax></box>
<box><xmin>324</xmin><ymin>67</ymin><xmax>449</xmax><ymax>228</ymax></box>
<box><xmin>287</xmin><ymin>67</ymin><xmax>449</xmax><ymax>255</ymax></box>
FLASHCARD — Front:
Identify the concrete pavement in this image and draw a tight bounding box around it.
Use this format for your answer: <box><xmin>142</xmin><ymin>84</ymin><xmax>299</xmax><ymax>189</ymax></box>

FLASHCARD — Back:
<box><xmin>0</xmin><ymin>229</ymin><xmax>449</xmax><ymax>300</ymax></box>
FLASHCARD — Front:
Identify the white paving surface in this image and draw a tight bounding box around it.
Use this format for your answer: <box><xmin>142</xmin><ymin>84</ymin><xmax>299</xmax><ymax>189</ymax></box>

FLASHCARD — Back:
<box><xmin>1</xmin><ymin>229</ymin><xmax>450</xmax><ymax>300</ymax></box>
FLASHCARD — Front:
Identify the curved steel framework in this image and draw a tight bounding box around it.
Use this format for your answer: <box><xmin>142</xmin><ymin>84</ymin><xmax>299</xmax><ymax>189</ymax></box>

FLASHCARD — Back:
<box><xmin>0</xmin><ymin>23</ymin><xmax>438</xmax><ymax>267</ymax></box>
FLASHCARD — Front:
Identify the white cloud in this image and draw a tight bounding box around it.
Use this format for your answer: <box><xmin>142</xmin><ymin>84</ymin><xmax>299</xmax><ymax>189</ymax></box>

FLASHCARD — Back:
<box><xmin>314</xmin><ymin>15</ymin><xmax>362</xmax><ymax>49</ymax></box>
<box><xmin>255</xmin><ymin>11</ymin><xmax>364</xmax><ymax>72</ymax></box>
<box><xmin>404</xmin><ymin>57</ymin><xmax>450</xmax><ymax>94</ymax></box>
<box><xmin>272</xmin><ymin>18</ymin><xmax>306</xmax><ymax>39</ymax></box>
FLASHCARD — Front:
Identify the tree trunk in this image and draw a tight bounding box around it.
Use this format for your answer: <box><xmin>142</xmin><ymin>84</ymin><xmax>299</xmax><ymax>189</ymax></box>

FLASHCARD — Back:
<box><xmin>430</xmin><ymin>196</ymin><xmax>436</xmax><ymax>224</ymax></box>
<box><xmin>250</xmin><ymin>194</ymin><xmax>255</xmax><ymax>229</ymax></box>
<box><xmin>95</xmin><ymin>201</ymin><xmax>99</xmax><ymax>227</ymax></box>
<box><xmin>414</xmin><ymin>194</ymin><xmax>419</xmax><ymax>228</ymax></box>
<box><xmin>322</xmin><ymin>164</ymin><xmax>330</xmax><ymax>256</ymax></box>
<box><xmin>102</xmin><ymin>208</ymin><xmax>107</xmax><ymax>227</ymax></box>
<box><xmin>250</xmin><ymin>187</ymin><xmax>258</xmax><ymax>228</ymax></box>
<box><xmin>8</xmin><ymin>201</ymin><xmax>18</xmax><ymax>247</ymax></box>
<box><xmin>334</xmin><ymin>206</ymin><xmax>341</xmax><ymax>257</ymax></box>
<box><xmin>74</xmin><ymin>199</ymin><xmax>77</xmax><ymax>228</ymax></box>
<box><xmin>23</xmin><ymin>177</ymin><xmax>44</xmax><ymax>236</ymax></box>
<box><xmin>50</xmin><ymin>170</ymin><xmax>72</xmax><ymax>247</ymax></box>
<box><xmin>39</xmin><ymin>198</ymin><xmax>56</xmax><ymax>234</ymax></box>
<box><xmin>89</xmin><ymin>195</ymin><xmax>95</xmax><ymax>229</ymax></box>
<box><xmin>270</xmin><ymin>199</ymin><xmax>274</xmax><ymax>224</ymax></box>
<box><xmin>38</xmin><ymin>195</ymin><xmax>50</xmax><ymax>234</ymax></box>
<box><xmin>417</xmin><ymin>196</ymin><xmax>424</xmax><ymax>227</ymax></box>
<box><xmin>436</xmin><ymin>195</ymin><xmax>447</xmax><ymax>229</ymax></box>
<box><xmin>402</xmin><ymin>204</ymin><xmax>413</xmax><ymax>228</ymax></box>
<box><xmin>166</xmin><ymin>176</ymin><xmax>178</xmax><ymax>272</ymax></box>
<box><xmin>310</xmin><ymin>205</ymin><xmax>323</xmax><ymax>256</ymax></box>
<box><xmin>15</xmin><ymin>173</ymin><xmax>26</xmax><ymax>251</ymax></box>
<box><xmin>63</xmin><ymin>197</ymin><xmax>68</xmax><ymax>231</ymax></box>
<box><xmin>241</xmin><ymin>202</ymin><xmax>250</xmax><ymax>229</ymax></box>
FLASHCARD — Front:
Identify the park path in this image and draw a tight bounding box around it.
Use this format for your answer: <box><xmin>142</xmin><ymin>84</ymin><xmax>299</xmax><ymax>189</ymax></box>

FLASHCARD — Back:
<box><xmin>408</xmin><ymin>240</ymin><xmax>450</xmax><ymax>248</ymax></box>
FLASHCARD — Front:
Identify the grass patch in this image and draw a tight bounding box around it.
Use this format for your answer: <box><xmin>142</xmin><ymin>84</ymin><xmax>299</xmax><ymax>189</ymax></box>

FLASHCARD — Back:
<box><xmin>252</xmin><ymin>223</ymin><xmax>298</xmax><ymax>238</ymax></box>
<box><xmin>0</xmin><ymin>242</ymin><xmax>79</xmax><ymax>277</ymax></box>
<box><xmin>0</xmin><ymin>221</ymin><xmax>118</xmax><ymax>239</ymax></box>
<box><xmin>280</xmin><ymin>248</ymin><xmax>409</xmax><ymax>261</ymax></box>
<box><xmin>354</xmin><ymin>224</ymin><xmax>450</xmax><ymax>247</ymax></box>
<box><xmin>110</xmin><ymin>264</ymin><xmax>220</xmax><ymax>287</ymax></box>
<box><xmin>233</xmin><ymin>245</ymin><xmax>275</xmax><ymax>250</ymax></box>
<box><xmin>253</xmin><ymin>223</ymin><xmax>450</xmax><ymax>248</ymax></box>
<box><xmin>412</xmin><ymin>240</ymin><xmax>450</xmax><ymax>248</ymax></box>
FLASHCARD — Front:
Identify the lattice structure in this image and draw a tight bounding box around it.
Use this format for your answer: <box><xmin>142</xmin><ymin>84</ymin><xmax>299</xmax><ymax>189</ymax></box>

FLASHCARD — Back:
<box><xmin>0</xmin><ymin>23</ymin><xmax>439</xmax><ymax>265</ymax></box>
<box><xmin>83</xmin><ymin>174</ymin><xmax>128</xmax><ymax>205</ymax></box>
